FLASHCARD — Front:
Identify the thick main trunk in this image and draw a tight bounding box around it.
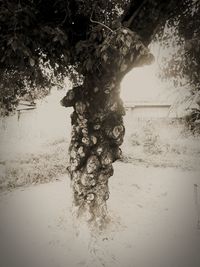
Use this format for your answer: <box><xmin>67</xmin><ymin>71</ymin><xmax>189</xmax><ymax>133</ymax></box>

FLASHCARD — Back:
<box><xmin>67</xmin><ymin>78</ymin><xmax>125</xmax><ymax>229</ymax></box>
<box><xmin>61</xmin><ymin>28</ymin><xmax>153</xmax><ymax>229</ymax></box>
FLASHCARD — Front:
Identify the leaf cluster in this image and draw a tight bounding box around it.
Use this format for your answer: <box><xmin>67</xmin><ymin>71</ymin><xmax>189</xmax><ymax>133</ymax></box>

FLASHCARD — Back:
<box><xmin>0</xmin><ymin>0</ymin><xmax>130</xmax><ymax>113</ymax></box>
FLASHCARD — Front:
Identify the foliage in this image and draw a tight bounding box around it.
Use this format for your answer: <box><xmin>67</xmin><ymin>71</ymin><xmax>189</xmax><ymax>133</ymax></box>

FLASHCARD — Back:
<box><xmin>156</xmin><ymin>0</ymin><xmax>200</xmax><ymax>131</ymax></box>
<box><xmin>158</xmin><ymin>1</ymin><xmax>200</xmax><ymax>89</ymax></box>
<box><xmin>1</xmin><ymin>0</ymin><xmax>188</xmax><ymax>114</ymax></box>
<box><xmin>1</xmin><ymin>0</ymin><xmax>198</xmax><ymax>119</ymax></box>
<box><xmin>0</xmin><ymin>0</ymin><xmax>130</xmax><ymax>113</ymax></box>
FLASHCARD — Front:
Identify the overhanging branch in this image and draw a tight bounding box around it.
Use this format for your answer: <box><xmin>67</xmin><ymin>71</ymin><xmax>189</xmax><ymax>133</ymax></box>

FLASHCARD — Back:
<box><xmin>122</xmin><ymin>0</ymin><xmax>177</xmax><ymax>45</ymax></box>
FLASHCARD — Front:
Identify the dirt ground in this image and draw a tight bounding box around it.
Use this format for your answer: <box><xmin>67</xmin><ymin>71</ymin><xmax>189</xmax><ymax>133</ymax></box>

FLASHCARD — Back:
<box><xmin>0</xmin><ymin>103</ymin><xmax>200</xmax><ymax>267</ymax></box>
<box><xmin>0</xmin><ymin>162</ymin><xmax>200</xmax><ymax>267</ymax></box>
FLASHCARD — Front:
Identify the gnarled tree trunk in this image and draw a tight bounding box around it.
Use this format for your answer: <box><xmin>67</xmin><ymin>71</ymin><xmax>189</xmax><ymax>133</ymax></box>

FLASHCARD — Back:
<box><xmin>61</xmin><ymin>0</ymin><xmax>176</xmax><ymax>228</ymax></box>
<box><xmin>61</xmin><ymin>27</ymin><xmax>153</xmax><ymax>229</ymax></box>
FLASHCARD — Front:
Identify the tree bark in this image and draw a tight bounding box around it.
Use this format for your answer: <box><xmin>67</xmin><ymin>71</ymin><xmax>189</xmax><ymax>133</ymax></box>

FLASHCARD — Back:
<box><xmin>61</xmin><ymin>27</ymin><xmax>153</xmax><ymax>229</ymax></box>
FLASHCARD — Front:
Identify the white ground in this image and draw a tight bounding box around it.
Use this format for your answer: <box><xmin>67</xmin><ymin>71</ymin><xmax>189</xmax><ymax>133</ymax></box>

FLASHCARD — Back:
<box><xmin>0</xmin><ymin>162</ymin><xmax>200</xmax><ymax>267</ymax></box>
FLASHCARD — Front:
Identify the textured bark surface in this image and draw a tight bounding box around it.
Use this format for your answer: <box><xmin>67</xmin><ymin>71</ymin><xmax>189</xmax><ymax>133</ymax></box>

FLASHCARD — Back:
<box><xmin>61</xmin><ymin>27</ymin><xmax>153</xmax><ymax>229</ymax></box>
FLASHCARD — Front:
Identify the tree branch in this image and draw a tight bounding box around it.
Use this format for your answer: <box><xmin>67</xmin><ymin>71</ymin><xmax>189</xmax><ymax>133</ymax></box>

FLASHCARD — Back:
<box><xmin>123</xmin><ymin>0</ymin><xmax>176</xmax><ymax>45</ymax></box>
<box><xmin>123</xmin><ymin>0</ymin><xmax>148</xmax><ymax>28</ymax></box>
<box><xmin>90</xmin><ymin>10</ymin><xmax>113</xmax><ymax>32</ymax></box>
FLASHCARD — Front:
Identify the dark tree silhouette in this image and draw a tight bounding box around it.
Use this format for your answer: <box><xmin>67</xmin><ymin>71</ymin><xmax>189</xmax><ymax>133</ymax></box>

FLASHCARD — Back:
<box><xmin>0</xmin><ymin>0</ymin><xmax>189</xmax><ymax>228</ymax></box>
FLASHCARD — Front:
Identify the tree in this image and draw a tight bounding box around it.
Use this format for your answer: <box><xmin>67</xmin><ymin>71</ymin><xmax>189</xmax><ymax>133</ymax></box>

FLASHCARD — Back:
<box><xmin>156</xmin><ymin>0</ymin><xmax>200</xmax><ymax>132</ymax></box>
<box><xmin>0</xmin><ymin>0</ymin><xmax>187</xmax><ymax>229</ymax></box>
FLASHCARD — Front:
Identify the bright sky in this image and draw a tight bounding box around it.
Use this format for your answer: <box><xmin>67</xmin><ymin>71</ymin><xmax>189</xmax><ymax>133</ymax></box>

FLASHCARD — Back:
<box><xmin>121</xmin><ymin>61</ymin><xmax>169</xmax><ymax>103</ymax></box>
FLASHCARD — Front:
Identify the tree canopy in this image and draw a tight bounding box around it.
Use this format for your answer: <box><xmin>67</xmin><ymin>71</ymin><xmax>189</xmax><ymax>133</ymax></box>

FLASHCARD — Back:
<box><xmin>0</xmin><ymin>0</ymin><xmax>191</xmax><ymax>114</ymax></box>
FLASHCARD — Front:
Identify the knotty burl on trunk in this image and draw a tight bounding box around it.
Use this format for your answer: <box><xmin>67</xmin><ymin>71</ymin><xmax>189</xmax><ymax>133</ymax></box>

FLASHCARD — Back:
<box><xmin>61</xmin><ymin>27</ymin><xmax>153</xmax><ymax>229</ymax></box>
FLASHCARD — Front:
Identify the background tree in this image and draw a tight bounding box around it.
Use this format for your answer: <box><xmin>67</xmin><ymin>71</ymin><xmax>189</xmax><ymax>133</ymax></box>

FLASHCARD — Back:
<box><xmin>0</xmin><ymin>0</ymin><xmax>189</xmax><ymax>229</ymax></box>
<box><xmin>157</xmin><ymin>0</ymin><xmax>200</xmax><ymax>132</ymax></box>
